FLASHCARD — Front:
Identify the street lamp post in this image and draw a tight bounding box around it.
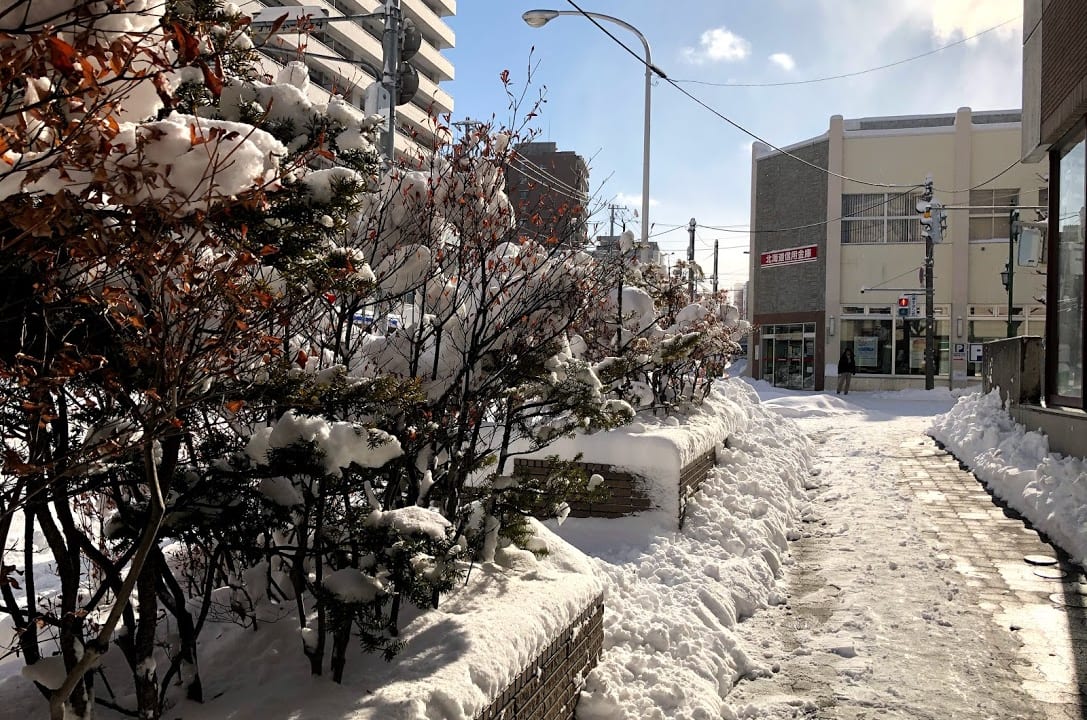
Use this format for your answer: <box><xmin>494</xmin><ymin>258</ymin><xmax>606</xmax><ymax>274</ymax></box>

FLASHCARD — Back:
<box><xmin>1005</xmin><ymin>208</ymin><xmax>1019</xmax><ymax>338</ymax></box>
<box><xmin>522</xmin><ymin>9</ymin><xmax>658</xmax><ymax>249</ymax></box>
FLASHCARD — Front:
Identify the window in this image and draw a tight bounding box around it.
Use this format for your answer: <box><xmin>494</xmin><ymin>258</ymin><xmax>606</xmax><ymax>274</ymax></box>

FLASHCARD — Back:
<box><xmin>839</xmin><ymin>317</ymin><xmax>893</xmax><ymax>374</ymax></box>
<box><xmin>841</xmin><ymin>192</ymin><xmax>922</xmax><ymax>244</ymax></box>
<box><xmin>838</xmin><ymin>308</ymin><xmax>951</xmax><ymax>378</ymax></box>
<box><xmin>1049</xmin><ymin>125</ymin><xmax>1085</xmax><ymax>405</ymax></box>
<box><xmin>969</xmin><ymin>188</ymin><xmax>1019</xmax><ymax>241</ymax></box>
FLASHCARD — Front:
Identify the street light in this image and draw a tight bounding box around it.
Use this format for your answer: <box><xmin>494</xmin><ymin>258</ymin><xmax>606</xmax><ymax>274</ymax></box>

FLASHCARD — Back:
<box><xmin>522</xmin><ymin>8</ymin><xmax>658</xmax><ymax>249</ymax></box>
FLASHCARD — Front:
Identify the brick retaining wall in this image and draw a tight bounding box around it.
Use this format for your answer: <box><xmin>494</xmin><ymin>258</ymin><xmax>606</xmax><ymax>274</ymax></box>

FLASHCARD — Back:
<box><xmin>514</xmin><ymin>447</ymin><xmax>718</xmax><ymax>525</ymax></box>
<box><xmin>475</xmin><ymin>593</ymin><xmax>605</xmax><ymax>720</ymax></box>
<box><xmin>514</xmin><ymin>459</ymin><xmax>653</xmax><ymax>518</ymax></box>
<box><xmin>678</xmin><ymin>447</ymin><xmax>717</xmax><ymax>527</ymax></box>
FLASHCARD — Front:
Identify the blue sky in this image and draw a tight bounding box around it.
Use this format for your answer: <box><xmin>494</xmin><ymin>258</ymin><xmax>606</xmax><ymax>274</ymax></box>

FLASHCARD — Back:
<box><xmin>445</xmin><ymin>0</ymin><xmax>1022</xmax><ymax>287</ymax></box>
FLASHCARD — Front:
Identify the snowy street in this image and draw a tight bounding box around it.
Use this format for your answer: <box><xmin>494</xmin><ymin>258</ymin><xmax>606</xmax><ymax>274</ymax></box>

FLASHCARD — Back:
<box><xmin>731</xmin><ymin>387</ymin><xmax>1086</xmax><ymax>720</ymax></box>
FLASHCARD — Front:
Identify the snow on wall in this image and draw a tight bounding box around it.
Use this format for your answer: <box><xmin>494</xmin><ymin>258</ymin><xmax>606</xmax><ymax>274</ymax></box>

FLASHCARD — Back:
<box><xmin>125</xmin><ymin>519</ymin><xmax>602</xmax><ymax>720</ymax></box>
<box><xmin>549</xmin><ymin>378</ymin><xmax>814</xmax><ymax>719</ymax></box>
<box><xmin>514</xmin><ymin>386</ymin><xmax>744</xmax><ymax>518</ymax></box>
<box><xmin>929</xmin><ymin>390</ymin><xmax>1087</xmax><ymax>565</ymax></box>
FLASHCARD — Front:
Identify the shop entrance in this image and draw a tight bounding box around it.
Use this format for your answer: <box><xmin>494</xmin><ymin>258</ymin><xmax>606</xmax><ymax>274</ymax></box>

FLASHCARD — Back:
<box><xmin>761</xmin><ymin>323</ymin><xmax>817</xmax><ymax>390</ymax></box>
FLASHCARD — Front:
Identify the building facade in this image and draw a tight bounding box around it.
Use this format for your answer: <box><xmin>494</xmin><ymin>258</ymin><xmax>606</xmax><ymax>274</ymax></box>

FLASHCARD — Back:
<box><xmin>748</xmin><ymin>108</ymin><xmax>1046</xmax><ymax>392</ymax></box>
<box><xmin>1011</xmin><ymin>0</ymin><xmax>1086</xmax><ymax>456</ymax></box>
<box><xmin>505</xmin><ymin>142</ymin><xmax>590</xmax><ymax>244</ymax></box>
<box><xmin>247</xmin><ymin>0</ymin><xmax>455</xmax><ymax>156</ymax></box>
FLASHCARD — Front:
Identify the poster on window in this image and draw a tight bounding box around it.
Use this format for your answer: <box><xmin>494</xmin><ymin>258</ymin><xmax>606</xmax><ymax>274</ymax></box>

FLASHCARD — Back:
<box><xmin>910</xmin><ymin>338</ymin><xmax>926</xmax><ymax>369</ymax></box>
<box><xmin>854</xmin><ymin>337</ymin><xmax>879</xmax><ymax>367</ymax></box>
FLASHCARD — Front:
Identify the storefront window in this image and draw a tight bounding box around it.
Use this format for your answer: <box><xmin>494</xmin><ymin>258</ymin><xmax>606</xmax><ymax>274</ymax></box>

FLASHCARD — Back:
<box><xmin>1053</xmin><ymin>127</ymin><xmax>1085</xmax><ymax>403</ymax></box>
<box><xmin>836</xmin><ymin>314</ymin><xmax>950</xmax><ymax>378</ymax></box>
<box><xmin>894</xmin><ymin>318</ymin><xmax>949</xmax><ymax>376</ymax></box>
<box><xmin>839</xmin><ymin>317</ymin><xmax>892</xmax><ymax>374</ymax></box>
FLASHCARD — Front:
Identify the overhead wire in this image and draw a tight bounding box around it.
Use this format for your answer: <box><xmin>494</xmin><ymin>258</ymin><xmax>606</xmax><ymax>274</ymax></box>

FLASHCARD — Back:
<box><xmin>562</xmin><ymin>0</ymin><xmax>1029</xmax><ymax>195</ymax></box>
<box><xmin>705</xmin><ymin>186</ymin><xmax>922</xmax><ymax>234</ymax></box>
<box><xmin>508</xmin><ymin>157</ymin><xmax>587</xmax><ymax>201</ymax></box>
<box><xmin>509</xmin><ymin>153</ymin><xmax>588</xmax><ymax>199</ymax></box>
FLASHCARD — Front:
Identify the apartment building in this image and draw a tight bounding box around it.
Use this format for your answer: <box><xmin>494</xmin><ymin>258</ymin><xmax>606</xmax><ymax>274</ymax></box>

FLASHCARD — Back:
<box><xmin>504</xmin><ymin>142</ymin><xmax>590</xmax><ymax>243</ymax></box>
<box><xmin>247</xmin><ymin>0</ymin><xmax>455</xmax><ymax>156</ymax></box>
<box><xmin>747</xmin><ymin>108</ymin><xmax>1045</xmax><ymax>392</ymax></box>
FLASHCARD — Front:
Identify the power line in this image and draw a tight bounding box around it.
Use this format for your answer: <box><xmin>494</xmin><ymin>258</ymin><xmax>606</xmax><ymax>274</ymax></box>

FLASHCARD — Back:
<box><xmin>672</xmin><ymin>16</ymin><xmax>1020</xmax><ymax>89</ymax></box>
<box><xmin>508</xmin><ymin>157</ymin><xmax>586</xmax><ymax>201</ymax></box>
<box><xmin>562</xmin><ymin>0</ymin><xmax>1028</xmax><ymax>194</ymax></box>
<box><xmin>715</xmin><ymin>187</ymin><xmax>922</xmax><ymax>234</ymax></box>
<box><xmin>509</xmin><ymin>154</ymin><xmax>588</xmax><ymax>199</ymax></box>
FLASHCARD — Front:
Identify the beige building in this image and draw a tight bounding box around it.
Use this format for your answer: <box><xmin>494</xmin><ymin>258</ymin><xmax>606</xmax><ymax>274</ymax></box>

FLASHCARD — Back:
<box><xmin>748</xmin><ymin>108</ymin><xmax>1046</xmax><ymax>392</ymax></box>
<box><xmin>247</xmin><ymin>0</ymin><xmax>455</xmax><ymax>156</ymax></box>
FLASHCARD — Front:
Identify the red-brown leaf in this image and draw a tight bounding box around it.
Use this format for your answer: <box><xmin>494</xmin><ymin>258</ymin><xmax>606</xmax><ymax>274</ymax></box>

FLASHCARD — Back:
<box><xmin>47</xmin><ymin>36</ymin><xmax>78</xmax><ymax>75</ymax></box>
<box><xmin>172</xmin><ymin>22</ymin><xmax>201</xmax><ymax>64</ymax></box>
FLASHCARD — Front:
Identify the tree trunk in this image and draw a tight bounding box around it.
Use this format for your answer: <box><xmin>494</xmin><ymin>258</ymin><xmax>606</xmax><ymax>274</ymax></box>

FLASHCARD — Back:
<box><xmin>134</xmin><ymin>558</ymin><xmax>160</xmax><ymax>720</ymax></box>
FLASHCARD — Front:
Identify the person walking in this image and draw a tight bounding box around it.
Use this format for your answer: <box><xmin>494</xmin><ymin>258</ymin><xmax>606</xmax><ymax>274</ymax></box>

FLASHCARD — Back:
<box><xmin>837</xmin><ymin>347</ymin><xmax>856</xmax><ymax>395</ymax></box>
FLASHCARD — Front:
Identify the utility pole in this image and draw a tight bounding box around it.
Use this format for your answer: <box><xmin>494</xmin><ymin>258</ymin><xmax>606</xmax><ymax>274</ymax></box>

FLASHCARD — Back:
<box><xmin>1006</xmin><ymin>208</ymin><xmax>1019</xmax><ymax>338</ymax></box>
<box><xmin>380</xmin><ymin>0</ymin><xmax>402</xmax><ymax>160</ymax></box>
<box><xmin>712</xmin><ymin>239</ymin><xmax>719</xmax><ymax>295</ymax></box>
<box><xmin>918</xmin><ymin>175</ymin><xmax>936</xmax><ymax>391</ymax></box>
<box><xmin>687</xmin><ymin>218</ymin><xmax>697</xmax><ymax>302</ymax></box>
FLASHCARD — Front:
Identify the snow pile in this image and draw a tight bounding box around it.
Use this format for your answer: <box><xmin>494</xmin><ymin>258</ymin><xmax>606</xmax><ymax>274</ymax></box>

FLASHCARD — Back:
<box><xmin>245</xmin><ymin>410</ymin><xmax>403</xmax><ymax>474</ymax></box>
<box><xmin>552</xmin><ymin>379</ymin><xmax>812</xmax><ymax>719</ymax></box>
<box><xmin>164</xmin><ymin>520</ymin><xmax>600</xmax><ymax>720</ymax></box>
<box><xmin>366</xmin><ymin>506</ymin><xmax>451</xmax><ymax>541</ymax></box>
<box><xmin>929</xmin><ymin>390</ymin><xmax>1087</xmax><ymax>564</ymax></box>
<box><xmin>518</xmin><ymin>385</ymin><xmax>746</xmax><ymax>518</ymax></box>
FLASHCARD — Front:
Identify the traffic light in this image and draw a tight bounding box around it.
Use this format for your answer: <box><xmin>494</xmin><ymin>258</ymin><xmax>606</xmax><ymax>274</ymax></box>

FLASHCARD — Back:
<box><xmin>394</xmin><ymin>17</ymin><xmax>421</xmax><ymax>106</ymax></box>
<box><xmin>918</xmin><ymin>201</ymin><xmax>932</xmax><ymax>241</ymax></box>
<box><xmin>898</xmin><ymin>295</ymin><xmax>910</xmax><ymax>317</ymax></box>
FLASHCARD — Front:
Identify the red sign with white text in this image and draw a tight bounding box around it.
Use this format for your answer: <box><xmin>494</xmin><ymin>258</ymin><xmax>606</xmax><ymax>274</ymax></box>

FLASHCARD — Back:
<box><xmin>760</xmin><ymin>244</ymin><xmax>819</xmax><ymax>268</ymax></box>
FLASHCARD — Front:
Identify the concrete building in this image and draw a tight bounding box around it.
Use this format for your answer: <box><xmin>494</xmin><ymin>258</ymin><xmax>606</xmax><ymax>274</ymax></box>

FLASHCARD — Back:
<box><xmin>505</xmin><ymin>142</ymin><xmax>590</xmax><ymax>244</ymax></box>
<box><xmin>247</xmin><ymin>0</ymin><xmax>455</xmax><ymax>157</ymax></box>
<box><xmin>729</xmin><ymin>282</ymin><xmax>747</xmax><ymax>321</ymax></box>
<box><xmin>747</xmin><ymin>108</ymin><xmax>1046</xmax><ymax>393</ymax></box>
<box><xmin>999</xmin><ymin>0</ymin><xmax>1087</xmax><ymax>458</ymax></box>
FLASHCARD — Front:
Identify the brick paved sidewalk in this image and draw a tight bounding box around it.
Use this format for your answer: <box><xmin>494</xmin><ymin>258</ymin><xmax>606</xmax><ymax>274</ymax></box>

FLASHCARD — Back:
<box><xmin>903</xmin><ymin>439</ymin><xmax>1087</xmax><ymax>720</ymax></box>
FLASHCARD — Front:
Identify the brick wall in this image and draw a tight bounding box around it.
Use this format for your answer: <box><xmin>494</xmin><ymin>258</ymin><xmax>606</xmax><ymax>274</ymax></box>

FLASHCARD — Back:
<box><xmin>752</xmin><ymin>139</ymin><xmax>829</xmax><ymax>316</ymax></box>
<box><xmin>1040</xmin><ymin>0</ymin><xmax>1087</xmax><ymax>143</ymax></box>
<box><xmin>514</xmin><ymin>459</ymin><xmax>653</xmax><ymax>518</ymax></box>
<box><xmin>678</xmin><ymin>447</ymin><xmax>717</xmax><ymax>527</ymax></box>
<box><xmin>475</xmin><ymin>593</ymin><xmax>604</xmax><ymax>720</ymax></box>
<box><xmin>515</xmin><ymin>447</ymin><xmax>718</xmax><ymax>524</ymax></box>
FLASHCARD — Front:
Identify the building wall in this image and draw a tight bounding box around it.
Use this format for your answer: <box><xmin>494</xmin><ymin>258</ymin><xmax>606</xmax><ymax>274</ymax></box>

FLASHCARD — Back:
<box><xmin>246</xmin><ymin>0</ymin><xmax>455</xmax><ymax>157</ymax></box>
<box><xmin>505</xmin><ymin>142</ymin><xmax>590</xmax><ymax>243</ymax></box>
<box><xmin>750</xmin><ymin>109</ymin><xmax>1047</xmax><ymax>392</ymax></box>
<box><xmin>1038</xmin><ymin>0</ymin><xmax>1087</xmax><ymax>145</ymax></box>
<box><xmin>751</xmin><ymin>139</ymin><xmax>829</xmax><ymax>315</ymax></box>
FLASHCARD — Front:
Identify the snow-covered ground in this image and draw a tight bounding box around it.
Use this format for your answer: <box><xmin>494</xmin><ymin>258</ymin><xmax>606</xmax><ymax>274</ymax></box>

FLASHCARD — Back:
<box><xmin>931</xmin><ymin>389</ymin><xmax>1087</xmax><ymax>564</ymax></box>
<box><xmin>727</xmin><ymin>381</ymin><xmax>1086</xmax><ymax>720</ymax></box>
<box><xmin>6</xmin><ymin>378</ymin><xmax>1084</xmax><ymax>720</ymax></box>
<box><xmin>546</xmin><ymin>379</ymin><xmax>815</xmax><ymax>719</ymax></box>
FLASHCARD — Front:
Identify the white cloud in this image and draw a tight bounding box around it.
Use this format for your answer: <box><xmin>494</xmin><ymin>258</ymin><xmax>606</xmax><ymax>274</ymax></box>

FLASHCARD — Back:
<box><xmin>614</xmin><ymin>192</ymin><xmax>660</xmax><ymax>210</ymax></box>
<box><xmin>926</xmin><ymin>0</ymin><xmax>1020</xmax><ymax>44</ymax></box>
<box><xmin>683</xmin><ymin>27</ymin><xmax>751</xmax><ymax>64</ymax></box>
<box><xmin>769</xmin><ymin>52</ymin><xmax>796</xmax><ymax>71</ymax></box>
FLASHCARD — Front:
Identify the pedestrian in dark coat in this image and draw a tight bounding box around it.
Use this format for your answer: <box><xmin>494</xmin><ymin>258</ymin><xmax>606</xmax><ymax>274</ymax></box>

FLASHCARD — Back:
<box><xmin>837</xmin><ymin>348</ymin><xmax>856</xmax><ymax>395</ymax></box>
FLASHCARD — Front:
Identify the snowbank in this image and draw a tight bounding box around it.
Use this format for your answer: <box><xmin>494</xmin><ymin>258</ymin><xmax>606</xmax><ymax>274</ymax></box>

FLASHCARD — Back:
<box><xmin>929</xmin><ymin>390</ymin><xmax>1087</xmax><ymax>564</ymax></box>
<box><xmin>517</xmin><ymin>385</ymin><xmax>746</xmax><ymax>518</ymax></box>
<box><xmin>157</xmin><ymin>519</ymin><xmax>601</xmax><ymax>720</ymax></box>
<box><xmin>549</xmin><ymin>378</ymin><xmax>813</xmax><ymax>719</ymax></box>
